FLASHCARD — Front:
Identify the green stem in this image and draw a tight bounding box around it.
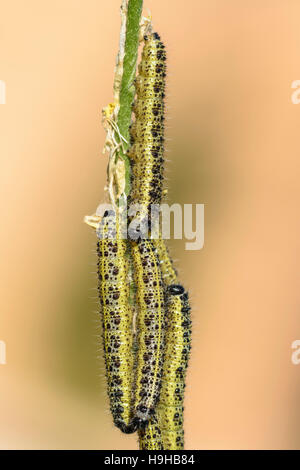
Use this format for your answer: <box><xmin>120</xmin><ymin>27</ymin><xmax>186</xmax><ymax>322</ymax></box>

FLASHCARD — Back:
<box><xmin>116</xmin><ymin>0</ymin><xmax>143</xmax><ymax>197</ymax></box>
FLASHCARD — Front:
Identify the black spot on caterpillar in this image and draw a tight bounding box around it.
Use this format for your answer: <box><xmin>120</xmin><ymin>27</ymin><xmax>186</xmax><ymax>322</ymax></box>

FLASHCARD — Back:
<box><xmin>128</xmin><ymin>32</ymin><xmax>166</xmax><ymax>233</ymax></box>
<box><xmin>131</xmin><ymin>239</ymin><xmax>166</xmax><ymax>428</ymax></box>
<box><xmin>157</xmin><ymin>284</ymin><xmax>192</xmax><ymax>449</ymax></box>
<box><xmin>97</xmin><ymin>211</ymin><xmax>137</xmax><ymax>434</ymax></box>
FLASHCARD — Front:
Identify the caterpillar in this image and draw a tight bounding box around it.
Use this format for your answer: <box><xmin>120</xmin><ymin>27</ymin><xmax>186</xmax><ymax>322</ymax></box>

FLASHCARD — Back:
<box><xmin>96</xmin><ymin>210</ymin><xmax>137</xmax><ymax>434</ymax></box>
<box><xmin>127</xmin><ymin>32</ymin><xmax>167</xmax><ymax>430</ymax></box>
<box><xmin>131</xmin><ymin>239</ymin><xmax>166</xmax><ymax>428</ymax></box>
<box><xmin>157</xmin><ymin>284</ymin><xmax>192</xmax><ymax>449</ymax></box>
<box><xmin>128</xmin><ymin>32</ymin><xmax>166</xmax><ymax>234</ymax></box>
<box><xmin>152</xmin><ymin>237</ymin><xmax>192</xmax><ymax>449</ymax></box>
<box><xmin>137</xmin><ymin>236</ymin><xmax>177</xmax><ymax>450</ymax></box>
<box><xmin>128</xmin><ymin>31</ymin><xmax>192</xmax><ymax>449</ymax></box>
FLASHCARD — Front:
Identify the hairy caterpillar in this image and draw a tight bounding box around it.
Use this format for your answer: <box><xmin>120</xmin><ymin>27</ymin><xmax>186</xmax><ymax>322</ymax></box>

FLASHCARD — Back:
<box><xmin>127</xmin><ymin>32</ymin><xmax>167</xmax><ymax>431</ymax></box>
<box><xmin>97</xmin><ymin>211</ymin><xmax>137</xmax><ymax>434</ymax></box>
<box><xmin>131</xmin><ymin>239</ymin><xmax>166</xmax><ymax>427</ymax></box>
<box><xmin>137</xmin><ymin>236</ymin><xmax>177</xmax><ymax>450</ymax></box>
<box><xmin>128</xmin><ymin>32</ymin><xmax>166</xmax><ymax>234</ymax></box>
<box><xmin>152</xmin><ymin>237</ymin><xmax>192</xmax><ymax>449</ymax></box>
<box><xmin>157</xmin><ymin>284</ymin><xmax>192</xmax><ymax>449</ymax></box>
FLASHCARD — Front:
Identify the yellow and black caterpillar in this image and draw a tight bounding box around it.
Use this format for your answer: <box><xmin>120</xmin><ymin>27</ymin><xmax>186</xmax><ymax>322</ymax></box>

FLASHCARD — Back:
<box><xmin>96</xmin><ymin>211</ymin><xmax>137</xmax><ymax>434</ymax></box>
<box><xmin>158</xmin><ymin>284</ymin><xmax>192</xmax><ymax>449</ymax></box>
<box><xmin>131</xmin><ymin>239</ymin><xmax>166</xmax><ymax>427</ymax></box>
<box><xmin>128</xmin><ymin>32</ymin><xmax>166</xmax><ymax>233</ymax></box>
<box><xmin>128</xmin><ymin>32</ymin><xmax>168</xmax><ymax>430</ymax></box>
<box><xmin>154</xmin><ymin>238</ymin><xmax>191</xmax><ymax>447</ymax></box>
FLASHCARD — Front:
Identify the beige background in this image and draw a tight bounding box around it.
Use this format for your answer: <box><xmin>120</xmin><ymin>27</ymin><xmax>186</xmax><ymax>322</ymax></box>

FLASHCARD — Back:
<box><xmin>0</xmin><ymin>0</ymin><xmax>300</xmax><ymax>449</ymax></box>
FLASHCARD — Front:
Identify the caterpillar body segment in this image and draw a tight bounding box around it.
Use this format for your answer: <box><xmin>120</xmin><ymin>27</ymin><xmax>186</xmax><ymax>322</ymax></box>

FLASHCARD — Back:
<box><xmin>157</xmin><ymin>284</ymin><xmax>192</xmax><ymax>449</ymax></box>
<box><xmin>97</xmin><ymin>211</ymin><xmax>137</xmax><ymax>434</ymax></box>
<box><xmin>131</xmin><ymin>239</ymin><xmax>166</xmax><ymax>427</ymax></box>
<box><xmin>138</xmin><ymin>414</ymin><xmax>163</xmax><ymax>450</ymax></box>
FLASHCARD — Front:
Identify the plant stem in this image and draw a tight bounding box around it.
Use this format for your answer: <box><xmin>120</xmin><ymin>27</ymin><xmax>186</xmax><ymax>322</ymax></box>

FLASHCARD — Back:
<box><xmin>116</xmin><ymin>0</ymin><xmax>143</xmax><ymax>197</ymax></box>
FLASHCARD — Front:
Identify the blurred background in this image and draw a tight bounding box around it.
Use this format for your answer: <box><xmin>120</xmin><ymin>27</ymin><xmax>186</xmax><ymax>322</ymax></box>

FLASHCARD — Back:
<box><xmin>1</xmin><ymin>0</ymin><xmax>300</xmax><ymax>449</ymax></box>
